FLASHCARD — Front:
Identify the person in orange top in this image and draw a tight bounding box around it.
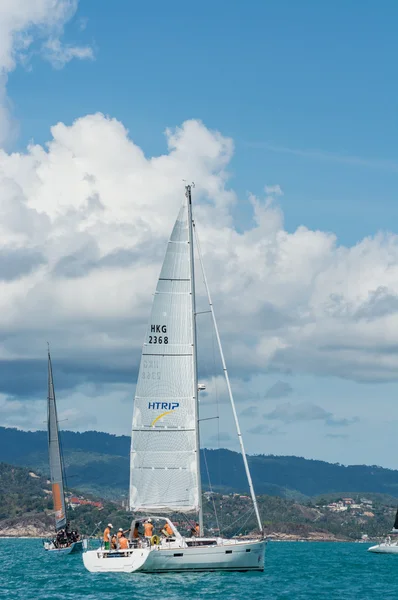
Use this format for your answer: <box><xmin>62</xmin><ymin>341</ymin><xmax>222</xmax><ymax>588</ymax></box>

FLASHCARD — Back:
<box><xmin>190</xmin><ymin>522</ymin><xmax>200</xmax><ymax>536</ymax></box>
<box><xmin>162</xmin><ymin>522</ymin><xmax>173</xmax><ymax>537</ymax></box>
<box><xmin>103</xmin><ymin>523</ymin><xmax>113</xmax><ymax>550</ymax></box>
<box><xmin>117</xmin><ymin>527</ymin><xmax>130</xmax><ymax>542</ymax></box>
<box><xmin>133</xmin><ymin>522</ymin><xmax>141</xmax><ymax>539</ymax></box>
<box><xmin>119</xmin><ymin>533</ymin><xmax>129</xmax><ymax>550</ymax></box>
<box><xmin>144</xmin><ymin>519</ymin><xmax>154</xmax><ymax>539</ymax></box>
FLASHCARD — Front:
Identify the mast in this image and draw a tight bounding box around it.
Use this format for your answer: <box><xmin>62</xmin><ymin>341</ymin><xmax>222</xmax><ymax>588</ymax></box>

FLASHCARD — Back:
<box><xmin>186</xmin><ymin>183</ymin><xmax>204</xmax><ymax>536</ymax></box>
<box><xmin>392</xmin><ymin>507</ymin><xmax>398</xmax><ymax>532</ymax></box>
<box><xmin>47</xmin><ymin>346</ymin><xmax>67</xmax><ymax>531</ymax></box>
<box><xmin>193</xmin><ymin>224</ymin><xmax>263</xmax><ymax>534</ymax></box>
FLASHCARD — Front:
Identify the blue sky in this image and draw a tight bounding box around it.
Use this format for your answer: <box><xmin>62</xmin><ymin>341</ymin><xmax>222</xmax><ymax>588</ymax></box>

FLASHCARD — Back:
<box><xmin>9</xmin><ymin>0</ymin><xmax>398</xmax><ymax>242</ymax></box>
<box><xmin>1</xmin><ymin>0</ymin><xmax>398</xmax><ymax>469</ymax></box>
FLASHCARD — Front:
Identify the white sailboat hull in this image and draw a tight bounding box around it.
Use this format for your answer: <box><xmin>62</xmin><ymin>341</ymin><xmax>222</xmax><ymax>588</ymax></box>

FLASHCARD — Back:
<box><xmin>83</xmin><ymin>539</ymin><xmax>265</xmax><ymax>573</ymax></box>
<box><xmin>44</xmin><ymin>540</ymin><xmax>85</xmax><ymax>554</ymax></box>
<box><xmin>368</xmin><ymin>542</ymin><xmax>398</xmax><ymax>554</ymax></box>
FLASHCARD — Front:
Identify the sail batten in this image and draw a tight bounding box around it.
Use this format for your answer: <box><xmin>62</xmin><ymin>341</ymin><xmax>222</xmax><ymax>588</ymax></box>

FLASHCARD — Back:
<box><xmin>129</xmin><ymin>201</ymin><xmax>199</xmax><ymax>513</ymax></box>
<box><xmin>47</xmin><ymin>352</ymin><xmax>67</xmax><ymax>531</ymax></box>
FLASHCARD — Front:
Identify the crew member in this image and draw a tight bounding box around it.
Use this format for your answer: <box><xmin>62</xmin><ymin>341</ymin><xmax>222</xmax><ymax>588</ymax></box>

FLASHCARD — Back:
<box><xmin>103</xmin><ymin>523</ymin><xmax>113</xmax><ymax>550</ymax></box>
<box><xmin>119</xmin><ymin>533</ymin><xmax>129</xmax><ymax>550</ymax></box>
<box><xmin>111</xmin><ymin>534</ymin><xmax>117</xmax><ymax>550</ymax></box>
<box><xmin>117</xmin><ymin>527</ymin><xmax>130</xmax><ymax>542</ymax></box>
<box><xmin>133</xmin><ymin>522</ymin><xmax>141</xmax><ymax>539</ymax></box>
<box><xmin>191</xmin><ymin>522</ymin><xmax>200</xmax><ymax>537</ymax></box>
<box><xmin>161</xmin><ymin>522</ymin><xmax>173</xmax><ymax>537</ymax></box>
<box><xmin>144</xmin><ymin>518</ymin><xmax>154</xmax><ymax>539</ymax></box>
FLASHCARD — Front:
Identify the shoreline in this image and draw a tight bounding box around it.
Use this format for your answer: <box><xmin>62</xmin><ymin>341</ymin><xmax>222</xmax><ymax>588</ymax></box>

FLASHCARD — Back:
<box><xmin>0</xmin><ymin>534</ymin><xmax>374</xmax><ymax>543</ymax></box>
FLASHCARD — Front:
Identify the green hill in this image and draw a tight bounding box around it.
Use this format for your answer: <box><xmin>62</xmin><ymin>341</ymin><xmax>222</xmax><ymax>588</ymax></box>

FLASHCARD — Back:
<box><xmin>0</xmin><ymin>462</ymin><xmax>50</xmax><ymax>520</ymax></box>
<box><xmin>2</xmin><ymin>426</ymin><xmax>398</xmax><ymax>501</ymax></box>
<box><xmin>0</xmin><ymin>462</ymin><xmax>396</xmax><ymax>541</ymax></box>
<box><xmin>0</xmin><ymin>462</ymin><xmax>129</xmax><ymax>537</ymax></box>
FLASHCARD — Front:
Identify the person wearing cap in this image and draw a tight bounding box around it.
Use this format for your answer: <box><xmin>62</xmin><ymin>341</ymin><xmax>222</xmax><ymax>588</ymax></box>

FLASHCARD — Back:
<box><xmin>144</xmin><ymin>518</ymin><xmax>154</xmax><ymax>539</ymax></box>
<box><xmin>117</xmin><ymin>527</ymin><xmax>130</xmax><ymax>546</ymax></box>
<box><xmin>103</xmin><ymin>523</ymin><xmax>113</xmax><ymax>550</ymax></box>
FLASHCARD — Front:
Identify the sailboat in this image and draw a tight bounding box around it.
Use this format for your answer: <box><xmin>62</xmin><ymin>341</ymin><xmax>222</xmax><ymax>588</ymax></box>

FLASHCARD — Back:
<box><xmin>368</xmin><ymin>508</ymin><xmax>398</xmax><ymax>554</ymax></box>
<box><xmin>83</xmin><ymin>185</ymin><xmax>266</xmax><ymax>573</ymax></box>
<box><xmin>43</xmin><ymin>349</ymin><xmax>84</xmax><ymax>554</ymax></box>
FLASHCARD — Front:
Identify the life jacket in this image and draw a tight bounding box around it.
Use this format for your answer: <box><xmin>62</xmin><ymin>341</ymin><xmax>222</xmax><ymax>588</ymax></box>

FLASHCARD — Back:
<box><xmin>103</xmin><ymin>527</ymin><xmax>111</xmax><ymax>542</ymax></box>
<box><xmin>195</xmin><ymin>524</ymin><xmax>200</xmax><ymax>535</ymax></box>
<box><xmin>133</xmin><ymin>528</ymin><xmax>140</xmax><ymax>539</ymax></box>
<box><xmin>144</xmin><ymin>522</ymin><xmax>154</xmax><ymax>537</ymax></box>
<box><xmin>119</xmin><ymin>537</ymin><xmax>129</xmax><ymax>549</ymax></box>
<box><xmin>165</xmin><ymin>523</ymin><xmax>173</xmax><ymax>536</ymax></box>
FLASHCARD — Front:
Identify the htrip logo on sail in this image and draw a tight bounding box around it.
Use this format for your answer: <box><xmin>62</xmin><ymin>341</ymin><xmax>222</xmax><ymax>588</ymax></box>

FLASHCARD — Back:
<box><xmin>148</xmin><ymin>402</ymin><xmax>179</xmax><ymax>410</ymax></box>
<box><xmin>148</xmin><ymin>402</ymin><xmax>180</xmax><ymax>427</ymax></box>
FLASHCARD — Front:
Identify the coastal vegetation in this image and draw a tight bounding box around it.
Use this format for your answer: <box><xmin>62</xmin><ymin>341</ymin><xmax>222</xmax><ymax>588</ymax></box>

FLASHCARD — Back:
<box><xmin>0</xmin><ymin>462</ymin><xmax>396</xmax><ymax>541</ymax></box>
<box><xmin>2</xmin><ymin>427</ymin><xmax>398</xmax><ymax>501</ymax></box>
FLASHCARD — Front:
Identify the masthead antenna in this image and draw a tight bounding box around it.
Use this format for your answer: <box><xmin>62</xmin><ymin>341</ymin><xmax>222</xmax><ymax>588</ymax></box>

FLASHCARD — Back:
<box><xmin>184</xmin><ymin>181</ymin><xmax>195</xmax><ymax>203</ymax></box>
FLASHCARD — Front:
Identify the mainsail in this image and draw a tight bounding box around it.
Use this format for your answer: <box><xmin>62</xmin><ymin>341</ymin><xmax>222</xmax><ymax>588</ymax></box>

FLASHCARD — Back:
<box><xmin>47</xmin><ymin>351</ymin><xmax>67</xmax><ymax>530</ymax></box>
<box><xmin>129</xmin><ymin>199</ymin><xmax>200</xmax><ymax>513</ymax></box>
<box><xmin>392</xmin><ymin>507</ymin><xmax>398</xmax><ymax>532</ymax></box>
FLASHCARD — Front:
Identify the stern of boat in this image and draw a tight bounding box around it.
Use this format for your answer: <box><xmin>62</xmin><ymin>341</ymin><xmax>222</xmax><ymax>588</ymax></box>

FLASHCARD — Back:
<box><xmin>82</xmin><ymin>547</ymin><xmax>151</xmax><ymax>573</ymax></box>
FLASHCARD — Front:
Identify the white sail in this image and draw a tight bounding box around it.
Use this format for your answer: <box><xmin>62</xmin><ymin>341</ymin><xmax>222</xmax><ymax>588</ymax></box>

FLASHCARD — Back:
<box><xmin>129</xmin><ymin>201</ymin><xmax>199</xmax><ymax>513</ymax></box>
<box><xmin>47</xmin><ymin>352</ymin><xmax>67</xmax><ymax>530</ymax></box>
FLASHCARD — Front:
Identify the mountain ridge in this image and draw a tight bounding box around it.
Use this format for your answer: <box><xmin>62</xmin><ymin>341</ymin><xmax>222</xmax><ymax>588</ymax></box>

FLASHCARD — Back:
<box><xmin>1</xmin><ymin>426</ymin><xmax>398</xmax><ymax>499</ymax></box>
<box><xmin>0</xmin><ymin>461</ymin><xmax>395</xmax><ymax>541</ymax></box>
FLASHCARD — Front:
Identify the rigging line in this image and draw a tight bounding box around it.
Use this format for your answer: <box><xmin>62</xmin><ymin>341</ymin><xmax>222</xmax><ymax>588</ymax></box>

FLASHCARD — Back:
<box><xmin>58</xmin><ymin>414</ymin><xmax>69</xmax><ymax>500</ymax></box>
<box><xmin>210</xmin><ymin>285</ymin><xmax>222</xmax><ymax>533</ymax></box>
<box><xmin>196</xmin><ymin>235</ymin><xmax>223</xmax><ymax>536</ymax></box>
<box><xmin>193</xmin><ymin>222</ymin><xmax>263</xmax><ymax>534</ymax></box>
<box><xmin>223</xmin><ymin>506</ymin><xmax>255</xmax><ymax>535</ymax></box>
<box><xmin>202</xmin><ymin>448</ymin><xmax>221</xmax><ymax>535</ymax></box>
<box><xmin>232</xmin><ymin>508</ymin><xmax>256</xmax><ymax>538</ymax></box>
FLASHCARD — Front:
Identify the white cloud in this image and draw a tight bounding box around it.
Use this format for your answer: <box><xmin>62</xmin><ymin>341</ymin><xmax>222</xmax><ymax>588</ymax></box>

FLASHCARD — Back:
<box><xmin>264</xmin><ymin>184</ymin><xmax>283</xmax><ymax>196</ymax></box>
<box><xmin>41</xmin><ymin>37</ymin><xmax>94</xmax><ymax>69</ymax></box>
<box><xmin>247</xmin><ymin>423</ymin><xmax>282</xmax><ymax>436</ymax></box>
<box><xmin>265</xmin><ymin>381</ymin><xmax>293</xmax><ymax>399</ymax></box>
<box><xmin>0</xmin><ymin>117</ymin><xmax>398</xmax><ymax>435</ymax></box>
<box><xmin>0</xmin><ymin>0</ymin><xmax>93</xmax><ymax>144</ymax></box>
<box><xmin>263</xmin><ymin>402</ymin><xmax>358</xmax><ymax>427</ymax></box>
<box><xmin>247</xmin><ymin>142</ymin><xmax>398</xmax><ymax>173</ymax></box>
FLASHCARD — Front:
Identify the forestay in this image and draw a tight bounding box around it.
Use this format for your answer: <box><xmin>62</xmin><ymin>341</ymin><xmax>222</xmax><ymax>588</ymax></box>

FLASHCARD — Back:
<box><xmin>47</xmin><ymin>353</ymin><xmax>67</xmax><ymax>530</ymax></box>
<box><xmin>130</xmin><ymin>202</ymin><xmax>199</xmax><ymax>513</ymax></box>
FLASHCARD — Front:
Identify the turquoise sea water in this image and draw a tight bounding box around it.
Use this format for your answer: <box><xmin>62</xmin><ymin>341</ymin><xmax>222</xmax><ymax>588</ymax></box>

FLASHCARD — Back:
<box><xmin>2</xmin><ymin>539</ymin><xmax>398</xmax><ymax>599</ymax></box>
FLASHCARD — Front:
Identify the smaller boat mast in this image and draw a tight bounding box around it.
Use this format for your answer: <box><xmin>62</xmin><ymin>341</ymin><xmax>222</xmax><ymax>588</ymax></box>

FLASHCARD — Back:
<box><xmin>192</xmin><ymin>206</ymin><xmax>263</xmax><ymax>535</ymax></box>
<box><xmin>47</xmin><ymin>344</ymin><xmax>68</xmax><ymax>532</ymax></box>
